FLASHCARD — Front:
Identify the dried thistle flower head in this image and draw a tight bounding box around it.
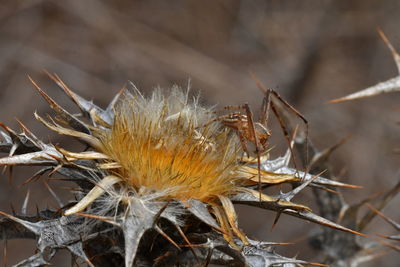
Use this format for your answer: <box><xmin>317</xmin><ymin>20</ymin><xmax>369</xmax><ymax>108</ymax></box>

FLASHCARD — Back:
<box><xmin>0</xmin><ymin>74</ymin><xmax>363</xmax><ymax>267</ymax></box>
<box><xmin>96</xmin><ymin>89</ymin><xmax>238</xmax><ymax>202</ymax></box>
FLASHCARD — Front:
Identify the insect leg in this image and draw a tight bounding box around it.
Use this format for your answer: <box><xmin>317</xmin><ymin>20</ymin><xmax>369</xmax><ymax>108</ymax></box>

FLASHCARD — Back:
<box><xmin>270</xmin><ymin>89</ymin><xmax>309</xmax><ymax>175</ymax></box>
<box><xmin>243</xmin><ymin>103</ymin><xmax>262</xmax><ymax>200</ymax></box>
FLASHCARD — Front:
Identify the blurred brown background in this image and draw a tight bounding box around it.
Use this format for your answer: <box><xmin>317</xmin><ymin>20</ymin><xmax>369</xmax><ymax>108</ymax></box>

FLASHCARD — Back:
<box><xmin>1</xmin><ymin>0</ymin><xmax>400</xmax><ymax>266</ymax></box>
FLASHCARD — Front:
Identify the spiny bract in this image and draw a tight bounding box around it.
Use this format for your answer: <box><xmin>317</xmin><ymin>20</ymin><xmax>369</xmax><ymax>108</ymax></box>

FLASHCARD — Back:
<box><xmin>0</xmin><ymin>74</ymin><xmax>362</xmax><ymax>267</ymax></box>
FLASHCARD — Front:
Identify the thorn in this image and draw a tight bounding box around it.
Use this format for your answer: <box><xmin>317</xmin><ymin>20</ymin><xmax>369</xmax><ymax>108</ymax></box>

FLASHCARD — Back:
<box><xmin>152</xmin><ymin>201</ymin><xmax>171</xmax><ymax>226</ymax></box>
<box><xmin>15</xmin><ymin>119</ymin><xmax>36</xmax><ymax>139</ymax></box>
<box><xmin>43</xmin><ymin>180</ymin><xmax>64</xmax><ymax>208</ymax></box>
<box><xmin>271</xmin><ymin>211</ymin><xmax>282</xmax><ymax>231</ymax></box>
<box><xmin>74</xmin><ymin>213</ymin><xmax>119</xmax><ymax>226</ymax></box>
<box><xmin>58</xmin><ymin>186</ymin><xmax>83</xmax><ymax>192</ymax></box>
<box><xmin>203</xmin><ymin>248</ymin><xmax>213</xmax><ymax>267</ymax></box>
<box><xmin>1</xmin><ymin>166</ymin><xmax>7</xmax><ymax>176</ymax></box>
<box><xmin>377</xmin><ymin>238</ymin><xmax>400</xmax><ymax>253</ymax></box>
<box><xmin>7</xmin><ymin>166</ymin><xmax>13</xmax><ymax>184</ymax></box>
<box><xmin>366</xmin><ymin>203</ymin><xmax>400</xmax><ymax>231</ymax></box>
<box><xmin>310</xmin><ymin>134</ymin><xmax>352</xmax><ymax>167</ymax></box>
<box><xmin>23</xmin><ymin>167</ymin><xmax>51</xmax><ymax>185</ymax></box>
<box><xmin>318</xmin><ymin>187</ymin><xmax>340</xmax><ymax>194</ymax></box>
<box><xmin>154</xmin><ymin>225</ymin><xmax>181</xmax><ymax>251</ymax></box>
<box><xmin>377</xmin><ymin>29</ymin><xmax>400</xmax><ymax>72</ymax></box>
<box><xmin>35</xmin><ymin>204</ymin><xmax>40</xmax><ymax>217</ymax></box>
<box><xmin>47</xmin><ymin>177</ymin><xmax>82</xmax><ymax>183</ymax></box>
<box><xmin>21</xmin><ymin>190</ymin><xmax>30</xmax><ymax>214</ymax></box>
<box><xmin>294</xmin><ymin>170</ymin><xmax>324</xmax><ymax>197</ymax></box>
<box><xmin>307</xmin><ymin>262</ymin><xmax>329</xmax><ymax>267</ymax></box>
<box><xmin>48</xmin><ymin>164</ymin><xmax>63</xmax><ymax>177</ymax></box>
<box><xmin>9</xmin><ymin>203</ymin><xmax>15</xmax><ymax>216</ymax></box>
<box><xmin>264</xmin><ymin>241</ymin><xmax>294</xmax><ymax>246</ymax></box>
<box><xmin>153</xmin><ymin>251</ymin><xmax>174</xmax><ymax>264</ymax></box>
<box><xmin>174</xmin><ymin>224</ymin><xmax>199</xmax><ymax>262</ymax></box>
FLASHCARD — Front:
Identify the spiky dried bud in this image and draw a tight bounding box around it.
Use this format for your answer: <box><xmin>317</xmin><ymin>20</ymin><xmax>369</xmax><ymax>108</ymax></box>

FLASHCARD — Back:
<box><xmin>0</xmin><ymin>74</ymin><xmax>362</xmax><ymax>267</ymax></box>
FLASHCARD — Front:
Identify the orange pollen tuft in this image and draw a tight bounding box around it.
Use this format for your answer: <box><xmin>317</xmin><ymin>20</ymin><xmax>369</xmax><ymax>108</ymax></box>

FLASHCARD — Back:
<box><xmin>96</xmin><ymin>101</ymin><xmax>239</xmax><ymax>202</ymax></box>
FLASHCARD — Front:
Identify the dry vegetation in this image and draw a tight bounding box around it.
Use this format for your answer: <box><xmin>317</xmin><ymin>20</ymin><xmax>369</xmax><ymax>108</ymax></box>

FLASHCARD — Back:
<box><xmin>0</xmin><ymin>1</ymin><xmax>400</xmax><ymax>266</ymax></box>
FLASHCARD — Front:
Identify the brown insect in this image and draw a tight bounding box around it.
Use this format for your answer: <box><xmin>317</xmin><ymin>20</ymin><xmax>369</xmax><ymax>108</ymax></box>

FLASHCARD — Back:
<box><xmin>201</xmin><ymin>80</ymin><xmax>308</xmax><ymax>199</ymax></box>
<box><xmin>204</xmin><ymin>100</ymin><xmax>271</xmax><ymax>158</ymax></box>
<box><xmin>204</xmin><ymin>89</ymin><xmax>307</xmax><ymax>157</ymax></box>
